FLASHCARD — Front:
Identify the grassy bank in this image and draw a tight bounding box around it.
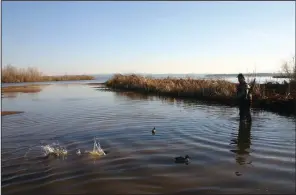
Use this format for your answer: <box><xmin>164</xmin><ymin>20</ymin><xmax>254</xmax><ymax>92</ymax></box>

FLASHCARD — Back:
<box><xmin>1</xmin><ymin>65</ymin><xmax>95</xmax><ymax>83</ymax></box>
<box><xmin>105</xmin><ymin>74</ymin><xmax>296</xmax><ymax>115</ymax></box>
<box><xmin>1</xmin><ymin>111</ymin><xmax>24</xmax><ymax>116</ymax></box>
<box><xmin>1</xmin><ymin>85</ymin><xmax>48</xmax><ymax>93</ymax></box>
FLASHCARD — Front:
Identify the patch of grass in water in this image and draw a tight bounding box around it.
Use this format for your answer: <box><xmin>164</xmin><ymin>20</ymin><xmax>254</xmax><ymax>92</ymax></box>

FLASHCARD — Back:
<box><xmin>105</xmin><ymin>74</ymin><xmax>296</xmax><ymax>115</ymax></box>
<box><xmin>1</xmin><ymin>85</ymin><xmax>49</xmax><ymax>93</ymax></box>
<box><xmin>1</xmin><ymin>111</ymin><xmax>24</xmax><ymax>116</ymax></box>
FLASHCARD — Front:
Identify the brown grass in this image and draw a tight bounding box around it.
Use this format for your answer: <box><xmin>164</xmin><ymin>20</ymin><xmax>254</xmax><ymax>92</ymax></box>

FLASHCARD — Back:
<box><xmin>105</xmin><ymin>74</ymin><xmax>296</xmax><ymax>114</ymax></box>
<box><xmin>1</xmin><ymin>111</ymin><xmax>24</xmax><ymax>116</ymax></box>
<box><xmin>1</xmin><ymin>85</ymin><xmax>47</xmax><ymax>93</ymax></box>
<box><xmin>106</xmin><ymin>74</ymin><xmax>262</xmax><ymax>98</ymax></box>
<box><xmin>1</xmin><ymin>65</ymin><xmax>95</xmax><ymax>83</ymax></box>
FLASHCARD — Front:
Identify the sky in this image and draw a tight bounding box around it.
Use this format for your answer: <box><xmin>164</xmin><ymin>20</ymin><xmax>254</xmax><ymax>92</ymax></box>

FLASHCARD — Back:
<box><xmin>2</xmin><ymin>1</ymin><xmax>295</xmax><ymax>75</ymax></box>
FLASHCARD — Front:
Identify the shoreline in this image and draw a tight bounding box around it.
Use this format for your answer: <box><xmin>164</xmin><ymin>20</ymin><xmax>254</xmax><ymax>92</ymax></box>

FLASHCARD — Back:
<box><xmin>1</xmin><ymin>111</ymin><xmax>24</xmax><ymax>116</ymax></box>
<box><xmin>105</xmin><ymin>74</ymin><xmax>296</xmax><ymax>115</ymax></box>
<box><xmin>1</xmin><ymin>77</ymin><xmax>95</xmax><ymax>83</ymax></box>
<box><xmin>1</xmin><ymin>85</ymin><xmax>49</xmax><ymax>93</ymax></box>
<box><xmin>103</xmin><ymin>86</ymin><xmax>296</xmax><ymax>115</ymax></box>
<box><xmin>2</xmin><ymin>65</ymin><xmax>96</xmax><ymax>83</ymax></box>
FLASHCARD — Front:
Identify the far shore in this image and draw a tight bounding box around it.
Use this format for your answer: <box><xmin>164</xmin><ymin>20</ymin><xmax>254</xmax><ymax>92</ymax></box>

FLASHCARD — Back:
<box><xmin>1</xmin><ymin>75</ymin><xmax>95</xmax><ymax>83</ymax></box>
<box><xmin>2</xmin><ymin>65</ymin><xmax>95</xmax><ymax>83</ymax></box>
<box><xmin>272</xmin><ymin>75</ymin><xmax>295</xmax><ymax>79</ymax></box>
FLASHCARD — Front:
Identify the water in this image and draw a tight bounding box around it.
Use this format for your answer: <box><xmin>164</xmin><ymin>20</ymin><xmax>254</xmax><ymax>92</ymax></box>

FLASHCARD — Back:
<box><xmin>2</xmin><ymin>84</ymin><xmax>295</xmax><ymax>194</ymax></box>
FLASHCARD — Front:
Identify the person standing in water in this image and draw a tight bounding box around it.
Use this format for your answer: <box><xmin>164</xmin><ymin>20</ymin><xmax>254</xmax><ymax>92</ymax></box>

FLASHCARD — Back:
<box><xmin>236</xmin><ymin>73</ymin><xmax>252</xmax><ymax>122</ymax></box>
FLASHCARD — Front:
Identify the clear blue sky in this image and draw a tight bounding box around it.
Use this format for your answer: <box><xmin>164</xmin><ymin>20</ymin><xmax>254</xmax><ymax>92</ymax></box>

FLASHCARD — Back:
<box><xmin>2</xmin><ymin>1</ymin><xmax>295</xmax><ymax>75</ymax></box>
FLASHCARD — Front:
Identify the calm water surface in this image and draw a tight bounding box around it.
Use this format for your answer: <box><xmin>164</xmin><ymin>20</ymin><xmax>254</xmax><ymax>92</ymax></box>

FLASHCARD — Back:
<box><xmin>2</xmin><ymin>84</ymin><xmax>295</xmax><ymax>194</ymax></box>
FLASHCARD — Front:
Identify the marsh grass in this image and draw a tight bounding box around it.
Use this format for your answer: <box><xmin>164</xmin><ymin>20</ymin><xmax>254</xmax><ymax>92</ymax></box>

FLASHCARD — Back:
<box><xmin>1</xmin><ymin>85</ymin><xmax>47</xmax><ymax>93</ymax></box>
<box><xmin>2</xmin><ymin>65</ymin><xmax>95</xmax><ymax>83</ymax></box>
<box><xmin>106</xmin><ymin>74</ymin><xmax>295</xmax><ymax>114</ymax></box>
<box><xmin>106</xmin><ymin>74</ymin><xmax>262</xmax><ymax>98</ymax></box>
<box><xmin>1</xmin><ymin>111</ymin><xmax>24</xmax><ymax>116</ymax></box>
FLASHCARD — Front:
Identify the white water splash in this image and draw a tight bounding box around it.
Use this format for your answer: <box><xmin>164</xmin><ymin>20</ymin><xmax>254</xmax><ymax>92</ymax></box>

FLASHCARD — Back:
<box><xmin>24</xmin><ymin>141</ymin><xmax>68</xmax><ymax>159</ymax></box>
<box><xmin>85</xmin><ymin>137</ymin><xmax>106</xmax><ymax>156</ymax></box>
<box><xmin>41</xmin><ymin>144</ymin><xmax>68</xmax><ymax>157</ymax></box>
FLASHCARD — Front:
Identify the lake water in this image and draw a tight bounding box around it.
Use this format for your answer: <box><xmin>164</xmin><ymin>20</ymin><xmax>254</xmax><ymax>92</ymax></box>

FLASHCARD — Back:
<box><xmin>2</xmin><ymin>83</ymin><xmax>295</xmax><ymax>194</ymax></box>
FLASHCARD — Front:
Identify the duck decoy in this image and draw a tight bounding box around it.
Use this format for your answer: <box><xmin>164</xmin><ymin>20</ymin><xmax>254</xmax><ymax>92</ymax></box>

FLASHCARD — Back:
<box><xmin>235</xmin><ymin>171</ymin><xmax>242</xmax><ymax>176</ymax></box>
<box><xmin>152</xmin><ymin>127</ymin><xmax>156</xmax><ymax>134</ymax></box>
<box><xmin>174</xmin><ymin>155</ymin><xmax>190</xmax><ymax>164</ymax></box>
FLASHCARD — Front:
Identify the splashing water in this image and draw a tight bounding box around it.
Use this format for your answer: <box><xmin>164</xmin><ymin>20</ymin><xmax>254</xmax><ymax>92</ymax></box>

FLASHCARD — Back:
<box><xmin>24</xmin><ymin>138</ymin><xmax>105</xmax><ymax>160</ymax></box>
<box><xmin>41</xmin><ymin>144</ymin><xmax>68</xmax><ymax>157</ymax></box>
<box><xmin>85</xmin><ymin>138</ymin><xmax>106</xmax><ymax>157</ymax></box>
<box><xmin>24</xmin><ymin>141</ymin><xmax>68</xmax><ymax>159</ymax></box>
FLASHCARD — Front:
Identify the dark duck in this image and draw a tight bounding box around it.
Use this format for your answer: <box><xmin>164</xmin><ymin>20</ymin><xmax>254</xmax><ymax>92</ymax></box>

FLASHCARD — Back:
<box><xmin>152</xmin><ymin>127</ymin><xmax>156</xmax><ymax>135</ymax></box>
<box><xmin>175</xmin><ymin>155</ymin><xmax>190</xmax><ymax>165</ymax></box>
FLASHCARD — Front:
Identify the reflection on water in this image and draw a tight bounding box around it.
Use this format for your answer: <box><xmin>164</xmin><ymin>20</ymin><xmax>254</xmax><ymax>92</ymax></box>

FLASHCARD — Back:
<box><xmin>2</xmin><ymin>84</ymin><xmax>295</xmax><ymax>194</ymax></box>
<box><xmin>115</xmin><ymin>91</ymin><xmax>153</xmax><ymax>101</ymax></box>
<box><xmin>1</xmin><ymin>85</ymin><xmax>47</xmax><ymax>100</ymax></box>
<box><xmin>230</xmin><ymin>122</ymin><xmax>252</xmax><ymax>166</ymax></box>
<box><xmin>2</xmin><ymin>93</ymin><xmax>18</xmax><ymax>99</ymax></box>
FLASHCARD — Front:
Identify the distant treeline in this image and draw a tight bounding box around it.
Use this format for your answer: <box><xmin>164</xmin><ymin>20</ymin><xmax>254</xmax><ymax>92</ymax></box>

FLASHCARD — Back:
<box><xmin>272</xmin><ymin>75</ymin><xmax>293</xmax><ymax>78</ymax></box>
<box><xmin>1</xmin><ymin>65</ymin><xmax>95</xmax><ymax>83</ymax></box>
<box><xmin>206</xmin><ymin>73</ymin><xmax>278</xmax><ymax>77</ymax></box>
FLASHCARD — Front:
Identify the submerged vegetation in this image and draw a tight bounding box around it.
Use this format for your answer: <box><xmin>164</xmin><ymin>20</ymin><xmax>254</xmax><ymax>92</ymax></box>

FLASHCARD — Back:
<box><xmin>106</xmin><ymin>74</ymin><xmax>296</xmax><ymax>114</ymax></box>
<box><xmin>1</xmin><ymin>65</ymin><xmax>95</xmax><ymax>83</ymax></box>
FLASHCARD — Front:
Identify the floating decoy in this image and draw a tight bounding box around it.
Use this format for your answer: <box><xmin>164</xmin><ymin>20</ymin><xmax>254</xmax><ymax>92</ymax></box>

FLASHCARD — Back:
<box><xmin>175</xmin><ymin>155</ymin><xmax>190</xmax><ymax>164</ymax></box>
<box><xmin>152</xmin><ymin>127</ymin><xmax>156</xmax><ymax>134</ymax></box>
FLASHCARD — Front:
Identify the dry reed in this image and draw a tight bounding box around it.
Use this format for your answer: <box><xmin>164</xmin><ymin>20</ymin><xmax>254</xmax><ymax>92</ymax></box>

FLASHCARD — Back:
<box><xmin>2</xmin><ymin>65</ymin><xmax>95</xmax><ymax>83</ymax></box>
<box><xmin>106</xmin><ymin>74</ymin><xmax>262</xmax><ymax>99</ymax></box>
<box><xmin>1</xmin><ymin>85</ymin><xmax>46</xmax><ymax>93</ymax></box>
<box><xmin>105</xmin><ymin>74</ymin><xmax>295</xmax><ymax>114</ymax></box>
<box><xmin>1</xmin><ymin>111</ymin><xmax>24</xmax><ymax>116</ymax></box>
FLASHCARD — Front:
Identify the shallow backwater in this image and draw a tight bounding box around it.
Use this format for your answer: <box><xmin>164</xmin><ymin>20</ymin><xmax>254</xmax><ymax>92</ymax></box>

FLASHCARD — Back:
<box><xmin>2</xmin><ymin>84</ymin><xmax>295</xmax><ymax>194</ymax></box>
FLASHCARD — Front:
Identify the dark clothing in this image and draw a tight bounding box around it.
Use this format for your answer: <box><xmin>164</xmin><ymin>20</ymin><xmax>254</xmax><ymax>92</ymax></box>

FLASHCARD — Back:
<box><xmin>236</xmin><ymin>81</ymin><xmax>252</xmax><ymax>122</ymax></box>
<box><xmin>239</xmin><ymin>99</ymin><xmax>251</xmax><ymax>121</ymax></box>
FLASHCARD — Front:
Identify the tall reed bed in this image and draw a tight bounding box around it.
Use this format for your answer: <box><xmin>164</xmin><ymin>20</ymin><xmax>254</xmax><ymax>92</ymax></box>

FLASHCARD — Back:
<box><xmin>106</xmin><ymin>74</ymin><xmax>263</xmax><ymax>99</ymax></box>
<box><xmin>2</xmin><ymin>65</ymin><xmax>95</xmax><ymax>83</ymax></box>
<box><xmin>106</xmin><ymin>74</ymin><xmax>295</xmax><ymax>114</ymax></box>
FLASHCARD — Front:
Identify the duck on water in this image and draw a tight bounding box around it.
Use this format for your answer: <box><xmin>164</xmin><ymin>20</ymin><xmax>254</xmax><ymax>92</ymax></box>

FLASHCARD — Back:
<box><xmin>175</xmin><ymin>155</ymin><xmax>190</xmax><ymax>165</ymax></box>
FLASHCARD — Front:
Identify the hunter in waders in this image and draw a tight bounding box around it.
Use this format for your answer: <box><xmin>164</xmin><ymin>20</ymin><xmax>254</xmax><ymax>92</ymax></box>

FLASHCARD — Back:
<box><xmin>236</xmin><ymin>73</ymin><xmax>252</xmax><ymax>122</ymax></box>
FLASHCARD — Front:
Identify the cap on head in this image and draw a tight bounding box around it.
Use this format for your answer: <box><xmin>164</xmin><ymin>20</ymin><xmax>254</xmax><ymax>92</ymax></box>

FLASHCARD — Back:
<box><xmin>237</xmin><ymin>73</ymin><xmax>245</xmax><ymax>79</ymax></box>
